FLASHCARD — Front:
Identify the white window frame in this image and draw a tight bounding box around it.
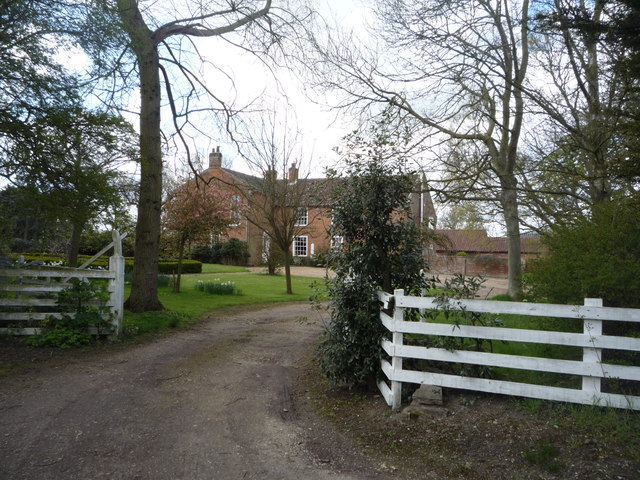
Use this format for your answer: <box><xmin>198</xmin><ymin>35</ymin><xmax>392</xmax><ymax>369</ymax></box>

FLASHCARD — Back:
<box><xmin>331</xmin><ymin>236</ymin><xmax>344</xmax><ymax>250</ymax></box>
<box><xmin>294</xmin><ymin>207</ymin><xmax>308</xmax><ymax>226</ymax></box>
<box><xmin>230</xmin><ymin>194</ymin><xmax>242</xmax><ymax>226</ymax></box>
<box><xmin>293</xmin><ymin>236</ymin><xmax>308</xmax><ymax>257</ymax></box>
<box><xmin>262</xmin><ymin>232</ymin><xmax>271</xmax><ymax>262</ymax></box>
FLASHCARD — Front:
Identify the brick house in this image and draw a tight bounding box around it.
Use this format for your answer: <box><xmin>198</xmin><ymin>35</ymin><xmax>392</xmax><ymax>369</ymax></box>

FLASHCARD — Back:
<box><xmin>199</xmin><ymin>147</ymin><xmax>436</xmax><ymax>265</ymax></box>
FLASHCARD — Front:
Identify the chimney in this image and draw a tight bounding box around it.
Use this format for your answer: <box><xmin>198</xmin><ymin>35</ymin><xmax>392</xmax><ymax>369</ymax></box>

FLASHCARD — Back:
<box><xmin>209</xmin><ymin>146</ymin><xmax>222</xmax><ymax>169</ymax></box>
<box><xmin>288</xmin><ymin>162</ymin><xmax>298</xmax><ymax>183</ymax></box>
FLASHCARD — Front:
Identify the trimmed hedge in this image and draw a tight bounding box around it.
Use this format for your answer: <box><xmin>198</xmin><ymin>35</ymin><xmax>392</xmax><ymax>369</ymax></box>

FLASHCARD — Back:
<box><xmin>159</xmin><ymin>260</ymin><xmax>202</xmax><ymax>274</ymax></box>
<box><xmin>10</xmin><ymin>253</ymin><xmax>202</xmax><ymax>274</ymax></box>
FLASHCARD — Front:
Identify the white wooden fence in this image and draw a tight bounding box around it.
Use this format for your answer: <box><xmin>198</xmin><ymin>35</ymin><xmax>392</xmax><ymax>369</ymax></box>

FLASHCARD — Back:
<box><xmin>377</xmin><ymin>289</ymin><xmax>640</xmax><ymax>411</ymax></box>
<box><xmin>0</xmin><ymin>231</ymin><xmax>125</xmax><ymax>336</ymax></box>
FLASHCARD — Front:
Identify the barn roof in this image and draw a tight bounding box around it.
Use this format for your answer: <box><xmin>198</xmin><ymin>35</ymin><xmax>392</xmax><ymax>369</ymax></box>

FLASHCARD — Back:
<box><xmin>435</xmin><ymin>229</ymin><xmax>542</xmax><ymax>254</ymax></box>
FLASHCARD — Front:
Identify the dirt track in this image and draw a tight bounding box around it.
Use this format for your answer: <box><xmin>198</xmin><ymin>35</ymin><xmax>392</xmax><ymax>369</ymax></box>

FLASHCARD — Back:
<box><xmin>0</xmin><ymin>269</ymin><xmax>509</xmax><ymax>480</ymax></box>
<box><xmin>0</xmin><ymin>303</ymin><xmax>381</xmax><ymax>480</ymax></box>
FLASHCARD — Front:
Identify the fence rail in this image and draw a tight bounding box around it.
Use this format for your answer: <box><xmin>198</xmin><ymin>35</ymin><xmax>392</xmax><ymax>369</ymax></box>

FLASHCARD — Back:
<box><xmin>378</xmin><ymin>289</ymin><xmax>640</xmax><ymax>411</ymax></box>
<box><xmin>0</xmin><ymin>232</ymin><xmax>125</xmax><ymax>336</ymax></box>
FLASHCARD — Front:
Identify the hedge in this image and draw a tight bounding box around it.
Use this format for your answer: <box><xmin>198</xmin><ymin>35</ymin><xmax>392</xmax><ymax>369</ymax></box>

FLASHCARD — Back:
<box><xmin>9</xmin><ymin>253</ymin><xmax>202</xmax><ymax>274</ymax></box>
<box><xmin>158</xmin><ymin>260</ymin><xmax>202</xmax><ymax>274</ymax></box>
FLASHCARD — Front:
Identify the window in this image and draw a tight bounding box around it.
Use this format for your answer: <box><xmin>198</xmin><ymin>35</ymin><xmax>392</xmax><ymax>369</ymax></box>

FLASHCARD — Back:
<box><xmin>293</xmin><ymin>236</ymin><xmax>308</xmax><ymax>256</ymax></box>
<box><xmin>230</xmin><ymin>194</ymin><xmax>242</xmax><ymax>226</ymax></box>
<box><xmin>294</xmin><ymin>207</ymin><xmax>308</xmax><ymax>226</ymax></box>
<box><xmin>262</xmin><ymin>232</ymin><xmax>271</xmax><ymax>262</ymax></box>
<box><xmin>331</xmin><ymin>236</ymin><xmax>344</xmax><ymax>250</ymax></box>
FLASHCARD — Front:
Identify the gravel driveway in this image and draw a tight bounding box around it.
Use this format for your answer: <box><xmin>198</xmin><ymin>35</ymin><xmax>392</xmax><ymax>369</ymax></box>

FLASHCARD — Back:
<box><xmin>254</xmin><ymin>266</ymin><xmax>508</xmax><ymax>298</ymax></box>
<box><xmin>0</xmin><ymin>303</ymin><xmax>380</xmax><ymax>480</ymax></box>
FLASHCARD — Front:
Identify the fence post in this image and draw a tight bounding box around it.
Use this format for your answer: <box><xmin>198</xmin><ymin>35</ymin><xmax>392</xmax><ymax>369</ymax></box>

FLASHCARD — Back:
<box><xmin>419</xmin><ymin>269</ymin><xmax>427</xmax><ymax>321</ymax></box>
<box><xmin>582</xmin><ymin>298</ymin><xmax>603</xmax><ymax>395</ymax></box>
<box><xmin>108</xmin><ymin>230</ymin><xmax>125</xmax><ymax>336</ymax></box>
<box><xmin>391</xmin><ymin>288</ymin><xmax>405</xmax><ymax>410</ymax></box>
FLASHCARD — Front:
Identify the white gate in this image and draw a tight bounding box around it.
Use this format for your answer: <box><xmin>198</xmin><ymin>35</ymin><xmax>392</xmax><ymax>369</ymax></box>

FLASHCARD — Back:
<box><xmin>0</xmin><ymin>231</ymin><xmax>125</xmax><ymax>336</ymax></box>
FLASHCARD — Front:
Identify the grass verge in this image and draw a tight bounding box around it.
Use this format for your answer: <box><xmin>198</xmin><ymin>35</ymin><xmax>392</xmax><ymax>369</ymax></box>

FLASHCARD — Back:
<box><xmin>123</xmin><ymin>272</ymin><xmax>318</xmax><ymax>337</ymax></box>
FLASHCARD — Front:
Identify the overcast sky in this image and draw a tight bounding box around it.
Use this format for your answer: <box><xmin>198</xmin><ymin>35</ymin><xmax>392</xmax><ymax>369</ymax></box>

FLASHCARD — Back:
<box><xmin>181</xmin><ymin>0</ymin><xmax>373</xmax><ymax>178</ymax></box>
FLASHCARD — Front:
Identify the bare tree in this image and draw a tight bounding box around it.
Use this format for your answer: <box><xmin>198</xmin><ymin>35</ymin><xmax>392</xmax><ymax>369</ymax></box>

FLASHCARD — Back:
<box><xmin>302</xmin><ymin>0</ymin><xmax>530</xmax><ymax>299</ymax></box>
<box><xmin>233</xmin><ymin>113</ymin><xmax>315</xmax><ymax>295</ymax></box>
<box><xmin>92</xmin><ymin>0</ymin><xmax>302</xmax><ymax>311</ymax></box>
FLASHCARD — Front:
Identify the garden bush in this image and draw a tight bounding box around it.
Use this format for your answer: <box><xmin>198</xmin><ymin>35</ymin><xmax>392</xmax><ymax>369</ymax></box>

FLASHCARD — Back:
<box><xmin>79</xmin><ymin>230</ymin><xmax>135</xmax><ymax>257</ymax></box>
<box><xmin>156</xmin><ymin>274</ymin><xmax>173</xmax><ymax>288</ymax></box>
<box><xmin>191</xmin><ymin>245</ymin><xmax>214</xmax><ymax>263</ymax></box>
<box><xmin>13</xmin><ymin>252</ymin><xmax>122</xmax><ymax>269</ymax></box>
<box><xmin>261</xmin><ymin>242</ymin><xmax>284</xmax><ymax>275</ymax></box>
<box><xmin>312</xmin><ymin>247</ymin><xmax>331</xmax><ymax>268</ymax></box>
<box><xmin>526</xmin><ymin>195</ymin><xmax>640</xmax><ymax>308</ymax></box>
<box><xmin>25</xmin><ymin>279</ymin><xmax>114</xmax><ymax>349</ymax></box>
<box><xmin>191</xmin><ymin>241</ymin><xmax>247</xmax><ymax>265</ymax></box>
<box><xmin>318</xmin><ymin>278</ymin><xmax>385</xmax><ymax>387</ymax></box>
<box><xmin>158</xmin><ymin>259</ymin><xmax>202</xmax><ymax>274</ymax></box>
<box><xmin>317</xmin><ymin>139</ymin><xmax>433</xmax><ymax>388</ymax></box>
<box><xmin>292</xmin><ymin>255</ymin><xmax>317</xmax><ymax>267</ymax></box>
<box><xmin>210</xmin><ymin>243</ymin><xmax>223</xmax><ymax>263</ymax></box>
<box><xmin>220</xmin><ymin>238</ymin><xmax>249</xmax><ymax>265</ymax></box>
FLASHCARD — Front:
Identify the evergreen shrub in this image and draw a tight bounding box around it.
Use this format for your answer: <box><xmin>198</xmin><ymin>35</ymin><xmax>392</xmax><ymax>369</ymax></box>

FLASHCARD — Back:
<box><xmin>526</xmin><ymin>195</ymin><xmax>640</xmax><ymax>308</ymax></box>
<box><xmin>316</xmin><ymin>132</ymin><xmax>433</xmax><ymax>388</ymax></box>
<box><xmin>220</xmin><ymin>238</ymin><xmax>249</xmax><ymax>265</ymax></box>
<box><xmin>25</xmin><ymin>279</ymin><xmax>114</xmax><ymax>349</ymax></box>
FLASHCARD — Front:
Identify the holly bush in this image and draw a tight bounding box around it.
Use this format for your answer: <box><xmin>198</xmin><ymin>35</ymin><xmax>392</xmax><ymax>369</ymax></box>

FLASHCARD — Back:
<box><xmin>317</xmin><ymin>129</ymin><xmax>432</xmax><ymax>388</ymax></box>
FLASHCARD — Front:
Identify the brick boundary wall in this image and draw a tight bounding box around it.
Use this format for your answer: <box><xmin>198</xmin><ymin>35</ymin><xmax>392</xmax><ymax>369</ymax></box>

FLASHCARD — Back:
<box><xmin>429</xmin><ymin>254</ymin><xmax>509</xmax><ymax>277</ymax></box>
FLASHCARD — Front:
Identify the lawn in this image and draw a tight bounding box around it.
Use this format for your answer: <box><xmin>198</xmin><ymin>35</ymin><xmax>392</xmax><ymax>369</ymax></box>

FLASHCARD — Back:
<box><xmin>123</xmin><ymin>270</ymin><xmax>322</xmax><ymax>336</ymax></box>
<box><xmin>489</xmin><ymin>312</ymin><xmax>583</xmax><ymax>388</ymax></box>
<box><xmin>200</xmin><ymin>263</ymin><xmax>249</xmax><ymax>274</ymax></box>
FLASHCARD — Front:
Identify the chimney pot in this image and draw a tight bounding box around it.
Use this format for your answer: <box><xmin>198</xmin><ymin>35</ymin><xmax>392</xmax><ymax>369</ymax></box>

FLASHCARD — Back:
<box><xmin>288</xmin><ymin>162</ymin><xmax>298</xmax><ymax>183</ymax></box>
<box><xmin>209</xmin><ymin>146</ymin><xmax>222</xmax><ymax>168</ymax></box>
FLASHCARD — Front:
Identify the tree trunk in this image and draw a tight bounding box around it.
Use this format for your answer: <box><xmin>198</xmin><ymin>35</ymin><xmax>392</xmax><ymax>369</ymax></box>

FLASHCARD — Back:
<box><xmin>174</xmin><ymin>235</ymin><xmax>186</xmax><ymax>293</ymax></box>
<box><xmin>67</xmin><ymin>220</ymin><xmax>83</xmax><ymax>267</ymax></box>
<box><xmin>268</xmin><ymin>262</ymin><xmax>276</xmax><ymax>275</ymax></box>
<box><xmin>584</xmin><ymin>0</ymin><xmax>611</xmax><ymax>208</ymax></box>
<box><xmin>283</xmin><ymin>250</ymin><xmax>293</xmax><ymax>294</ymax></box>
<box><xmin>499</xmin><ymin>175</ymin><xmax>523</xmax><ymax>300</ymax></box>
<box><xmin>119</xmin><ymin>1</ymin><xmax>164</xmax><ymax>312</ymax></box>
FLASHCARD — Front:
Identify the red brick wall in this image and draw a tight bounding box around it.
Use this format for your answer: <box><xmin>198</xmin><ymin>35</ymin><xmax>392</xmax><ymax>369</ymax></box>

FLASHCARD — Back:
<box><xmin>429</xmin><ymin>254</ymin><xmax>509</xmax><ymax>277</ymax></box>
<box><xmin>296</xmin><ymin>207</ymin><xmax>332</xmax><ymax>258</ymax></box>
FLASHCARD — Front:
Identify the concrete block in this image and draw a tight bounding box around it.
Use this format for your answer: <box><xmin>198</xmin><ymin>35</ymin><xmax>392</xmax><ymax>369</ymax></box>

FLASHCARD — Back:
<box><xmin>411</xmin><ymin>385</ymin><xmax>443</xmax><ymax>406</ymax></box>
